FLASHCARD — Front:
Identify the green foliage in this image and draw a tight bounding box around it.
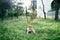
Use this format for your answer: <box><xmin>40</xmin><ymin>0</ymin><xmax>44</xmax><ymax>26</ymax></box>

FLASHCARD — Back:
<box><xmin>0</xmin><ymin>0</ymin><xmax>12</xmax><ymax>19</ymax></box>
<box><xmin>29</xmin><ymin>11</ymin><xmax>37</xmax><ymax>20</ymax></box>
<box><xmin>8</xmin><ymin>9</ymin><xmax>16</xmax><ymax>14</ymax></box>
<box><xmin>8</xmin><ymin>8</ymin><xmax>24</xmax><ymax>16</ymax></box>
<box><xmin>19</xmin><ymin>9</ymin><xmax>24</xmax><ymax>16</ymax></box>
<box><xmin>51</xmin><ymin>0</ymin><xmax>60</xmax><ymax>10</ymax></box>
<box><xmin>6</xmin><ymin>9</ymin><xmax>16</xmax><ymax>17</ymax></box>
<box><xmin>48</xmin><ymin>10</ymin><xmax>55</xmax><ymax>12</ymax></box>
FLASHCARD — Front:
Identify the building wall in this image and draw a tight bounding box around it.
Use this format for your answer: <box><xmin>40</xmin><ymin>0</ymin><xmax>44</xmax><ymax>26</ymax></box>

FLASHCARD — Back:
<box><xmin>31</xmin><ymin>0</ymin><xmax>37</xmax><ymax>10</ymax></box>
<box><xmin>12</xmin><ymin>0</ymin><xmax>24</xmax><ymax>8</ymax></box>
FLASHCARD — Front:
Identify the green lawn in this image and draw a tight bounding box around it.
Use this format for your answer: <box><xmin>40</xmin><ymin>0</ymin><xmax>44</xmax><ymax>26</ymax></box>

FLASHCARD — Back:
<box><xmin>0</xmin><ymin>16</ymin><xmax>60</xmax><ymax>40</ymax></box>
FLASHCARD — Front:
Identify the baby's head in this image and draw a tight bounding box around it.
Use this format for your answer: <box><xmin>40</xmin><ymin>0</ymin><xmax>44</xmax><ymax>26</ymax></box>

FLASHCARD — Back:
<box><xmin>29</xmin><ymin>25</ymin><xmax>32</xmax><ymax>30</ymax></box>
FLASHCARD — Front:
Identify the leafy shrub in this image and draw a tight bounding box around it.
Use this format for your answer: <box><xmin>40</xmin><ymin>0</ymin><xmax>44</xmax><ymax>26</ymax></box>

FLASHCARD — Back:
<box><xmin>29</xmin><ymin>11</ymin><xmax>37</xmax><ymax>20</ymax></box>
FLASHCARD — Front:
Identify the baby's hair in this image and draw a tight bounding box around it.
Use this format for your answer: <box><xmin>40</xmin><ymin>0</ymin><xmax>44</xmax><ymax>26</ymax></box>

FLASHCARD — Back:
<box><xmin>29</xmin><ymin>25</ymin><xmax>32</xmax><ymax>27</ymax></box>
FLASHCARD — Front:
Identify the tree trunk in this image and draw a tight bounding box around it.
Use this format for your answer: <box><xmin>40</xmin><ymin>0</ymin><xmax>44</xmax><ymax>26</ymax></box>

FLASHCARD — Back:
<box><xmin>25</xmin><ymin>7</ymin><xmax>28</xmax><ymax>22</ymax></box>
<box><xmin>1</xmin><ymin>9</ymin><xmax>5</xmax><ymax>20</ymax></box>
<box><xmin>16</xmin><ymin>13</ymin><xmax>18</xmax><ymax>19</ymax></box>
<box><xmin>44</xmin><ymin>11</ymin><xmax>46</xmax><ymax>19</ymax></box>
<box><xmin>55</xmin><ymin>9</ymin><xmax>59</xmax><ymax>20</ymax></box>
<box><xmin>41</xmin><ymin>0</ymin><xmax>46</xmax><ymax>19</ymax></box>
<box><xmin>55</xmin><ymin>0</ymin><xmax>59</xmax><ymax>20</ymax></box>
<box><xmin>16</xmin><ymin>6</ymin><xmax>19</xmax><ymax>19</ymax></box>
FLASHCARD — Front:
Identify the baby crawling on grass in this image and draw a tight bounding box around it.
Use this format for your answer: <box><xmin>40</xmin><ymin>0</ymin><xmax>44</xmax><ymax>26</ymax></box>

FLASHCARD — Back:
<box><xmin>26</xmin><ymin>25</ymin><xmax>35</xmax><ymax>34</ymax></box>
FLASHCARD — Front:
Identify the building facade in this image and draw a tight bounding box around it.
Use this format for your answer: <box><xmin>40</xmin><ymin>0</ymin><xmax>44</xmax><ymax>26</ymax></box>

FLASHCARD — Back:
<box><xmin>37</xmin><ymin>0</ymin><xmax>53</xmax><ymax>18</ymax></box>
<box><xmin>12</xmin><ymin>0</ymin><xmax>24</xmax><ymax>9</ymax></box>
<box><xmin>31</xmin><ymin>0</ymin><xmax>37</xmax><ymax>10</ymax></box>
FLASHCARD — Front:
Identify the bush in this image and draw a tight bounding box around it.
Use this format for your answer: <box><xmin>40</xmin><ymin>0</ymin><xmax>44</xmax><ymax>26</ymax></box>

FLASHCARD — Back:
<box><xmin>29</xmin><ymin>11</ymin><xmax>37</xmax><ymax>20</ymax></box>
<box><xmin>6</xmin><ymin>8</ymin><xmax>24</xmax><ymax>17</ymax></box>
<box><xmin>19</xmin><ymin>9</ymin><xmax>24</xmax><ymax>16</ymax></box>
